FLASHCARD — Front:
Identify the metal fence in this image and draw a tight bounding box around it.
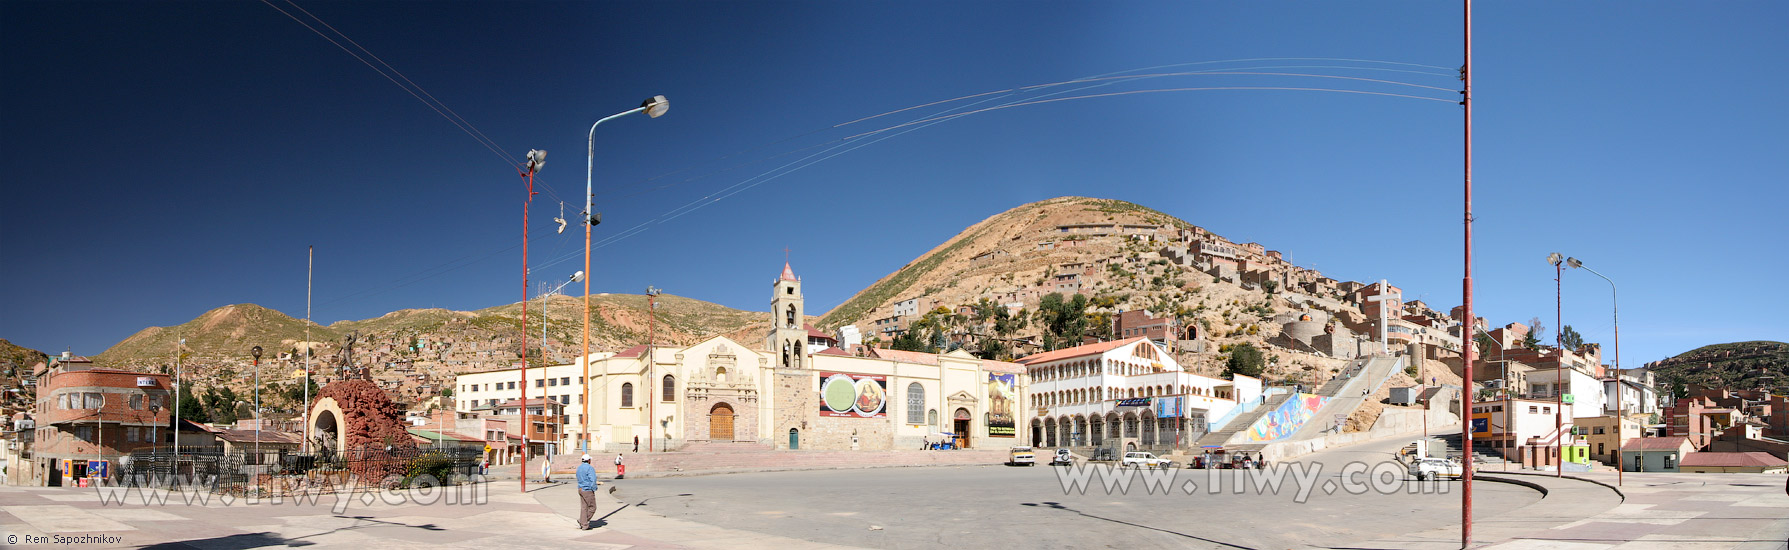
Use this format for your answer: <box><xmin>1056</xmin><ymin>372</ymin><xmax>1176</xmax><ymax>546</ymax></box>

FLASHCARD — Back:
<box><xmin>124</xmin><ymin>445</ymin><xmax>482</xmax><ymax>491</ymax></box>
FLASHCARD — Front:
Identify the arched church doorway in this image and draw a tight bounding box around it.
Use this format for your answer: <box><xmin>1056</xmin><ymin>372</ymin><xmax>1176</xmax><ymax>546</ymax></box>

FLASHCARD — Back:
<box><xmin>953</xmin><ymin>408</ymin><xmax>972</xmax><ymax>449</ymax></box>
<box><xmin>709</xmin><ymin>403</ymin><xmax>735</xmax><ymax>441</ymax></box>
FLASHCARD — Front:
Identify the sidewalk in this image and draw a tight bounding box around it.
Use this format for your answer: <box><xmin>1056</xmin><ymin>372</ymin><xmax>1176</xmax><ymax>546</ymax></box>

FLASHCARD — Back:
<box><xmin>528</xmin><ymin>481</ymin><xmax>863</xmax><ymax>549</ymax></box>
<box><xmin>1326</xmin><ymin>470</ymin><xmax>1789</xmax><ymax>550</ymax></box>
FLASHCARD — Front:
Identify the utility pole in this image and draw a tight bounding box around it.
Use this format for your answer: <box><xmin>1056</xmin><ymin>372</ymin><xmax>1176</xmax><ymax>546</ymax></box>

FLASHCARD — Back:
<box><xmin>304</xmin><ymin>245</ymin><xmax>312</xmax><ymax>454</ymax></box>
<box><xmin>1460</xmin><ymin>0</ymin><xmax>1476</xmax><ymax>546</ymax></box>
<box><xmin>519</xmin><ymin>148</ymin><xmax>545</xmax><ymax>493</ymax></box>
<box><xmin>646</xmin><ymin>286</ymin><xmax>661</xmax><ymax>452</ymax></box>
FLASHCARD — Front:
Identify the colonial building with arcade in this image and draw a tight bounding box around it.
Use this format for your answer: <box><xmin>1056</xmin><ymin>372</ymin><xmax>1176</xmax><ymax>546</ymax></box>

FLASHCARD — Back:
<box><xmin>1019</xmin><ymin>337</ymin><xmax>1261</xmax><ymax>453</ymax></box>
<box><xmin>455</xmin><ymin>262</ymin><xmax>1031</xmax><ymax>453</ymax></box>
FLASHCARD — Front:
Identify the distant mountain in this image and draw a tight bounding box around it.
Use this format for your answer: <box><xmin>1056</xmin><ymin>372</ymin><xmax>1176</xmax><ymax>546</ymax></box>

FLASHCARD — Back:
<box><xmin>0</xmin><ymin>338</ymin><xmax>49</xmax><ymax>373</ymax></box>
<box><xmin>92</xmin><ymin>294</ymin><xmax>769</xmax><ymax>374</ymax></box>
<box><xmin>1647</xmin><ymin>341</ymin><xmax>1789</xmax><ymax>394</ymax></box>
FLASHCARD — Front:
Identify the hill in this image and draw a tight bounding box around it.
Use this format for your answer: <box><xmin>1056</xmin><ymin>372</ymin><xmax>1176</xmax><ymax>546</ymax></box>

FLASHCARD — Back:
<box><xmin>1</xmin><ymin>339</ymin><xmax>47</xmax><ymax>412</ymax></box>
<box><xmin>1646</xmin><ymin>341</ymin><xmax>1789</xmax><ymax>394</ymax></box>
<box><xmin>95</xmin><ymin>303</ymin><xmax>337</xmax><ymax>369</ymax></box>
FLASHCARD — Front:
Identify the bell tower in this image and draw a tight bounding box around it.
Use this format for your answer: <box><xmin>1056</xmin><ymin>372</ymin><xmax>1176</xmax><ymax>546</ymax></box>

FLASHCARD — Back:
<box><xmin>771</xmin><ymin>261</ymin><xmax>806</xmax><ymax>370</ymax></box>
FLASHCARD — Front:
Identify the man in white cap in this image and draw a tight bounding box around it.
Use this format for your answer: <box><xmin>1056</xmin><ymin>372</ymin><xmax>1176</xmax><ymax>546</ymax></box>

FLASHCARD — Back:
<box><xmin>575</xmin><ymin>454</ymin><xmax>598</xmax><ymax>530</ymax></box>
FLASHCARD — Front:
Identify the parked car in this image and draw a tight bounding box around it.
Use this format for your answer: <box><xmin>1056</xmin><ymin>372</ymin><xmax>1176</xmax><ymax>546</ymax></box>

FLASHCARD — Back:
<box><xmin>1408</xmin><ymin>457</ymin><xmax>1463</xmax><ymax>481</ymax></box>
<box><xmin>1120</xmin><ymin>451</ymin><xmax>1174</xmax><ymax>469</ymax></box>
<box><xmin>1007</xmin><ymin>446</ymin><xmax>1036</xmax><ymax>466</ymax></box>
<box><xmin>1050</xmin><ymin>448</ymin><xmax>1074</xmax><ymax>466</ymax></box>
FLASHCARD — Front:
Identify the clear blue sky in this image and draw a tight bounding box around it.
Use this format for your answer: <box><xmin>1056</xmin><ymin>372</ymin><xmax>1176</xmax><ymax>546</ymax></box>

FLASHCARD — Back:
<box><xmin>3</xmin><ymin>1</ymin><xmax>1783</xmax><ymax>368</ymax></box>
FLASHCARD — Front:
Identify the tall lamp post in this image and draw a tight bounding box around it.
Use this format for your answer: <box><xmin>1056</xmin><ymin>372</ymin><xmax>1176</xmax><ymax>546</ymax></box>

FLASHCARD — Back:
<box><xmin>1547</xmin><ymin>252</ymin><xmax>1566</xmax><ymax>477</ymax></box>
<box><xmin>174</xmin><ymin>337</ymin><xmax>184</xmax><ymax>458</ymax></box>
<box><xmin>1566</xmin><ymin>256</ymin><xmax>1620</xmax><ymax>486</ymax></box>
<box><xmin>581</xmin><ymin>95</ymin><xmax>669</xmax><ymax>456</ymax></box>
<box><xmin>519</xmin><ymin>148</ymin><xmax>545</xmax><ymax>493</ymax></box>
<box><xmin>251</xmin><ymin>346</ymin><xmax>262</xmax><ymax>459</ymax></box>
<box><xmin>1460</xmin><ymin>1</ymin><xmax>1476</xmax><ymax>545</ymax></box>
<box><xmin>646</xmin><ymin>285</ymin><xmax>661</xmax><ymax>452</ymax></box>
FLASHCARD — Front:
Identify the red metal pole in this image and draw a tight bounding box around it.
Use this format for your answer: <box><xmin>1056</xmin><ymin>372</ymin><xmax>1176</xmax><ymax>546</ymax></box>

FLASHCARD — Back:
<box><xmin>520</xmin><ymin>169</ymin><xmax>535</xmax><ymax>493</ymax></box>
<box><xmin>1555</xmin><ymin>262</ymin><xmax>1563</xmax><ymax>477</ymax></box>
<box><xmin>1460</xmin><ymin>1</ymin><xmax>1475</xmax><ymax>547</ymax></box>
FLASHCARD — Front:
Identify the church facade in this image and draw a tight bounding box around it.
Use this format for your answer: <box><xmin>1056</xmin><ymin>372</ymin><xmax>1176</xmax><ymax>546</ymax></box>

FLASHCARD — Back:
<box><xmin>458</xmin><ymin>262</ymin><xmax>1031</xmax><ymax>453</ymax></box>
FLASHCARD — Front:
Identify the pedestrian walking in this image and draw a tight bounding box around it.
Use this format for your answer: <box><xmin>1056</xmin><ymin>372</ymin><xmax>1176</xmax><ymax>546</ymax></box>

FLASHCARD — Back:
<box><xmin>633</xmin><ymin>436</ymin><xmax>640</xmax><ymax>453</ymax></box>
<box><xmin>614</xmin><ymin>453</ymin><xmax>625</xmax><ymax>479</ymax></box>
<box><xmin>541</xmin><ymin>456</ymin><xmax>552</xmax><ymax>483</ymax></box>
<box><xmin>575</xmin><ymin>454</ymin><xmax>598</xmax><ymax>530</ymax></box>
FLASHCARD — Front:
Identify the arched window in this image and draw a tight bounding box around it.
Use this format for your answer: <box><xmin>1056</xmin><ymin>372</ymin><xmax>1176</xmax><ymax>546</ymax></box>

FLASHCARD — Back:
<box><xmin>620</xmin><ymin>383</ymin><xmax>634</xmax><ymax>408</ymax></box>
<box><xmin>715</xmin><ymin>366</ymin><xmax>728</xmax><ymax>382</ymax></box>
<box><xmin>662</xmin><ymin>374</ymin><xmax>676</xmax><ymax>402</ymax></box>
<box><xmin>927</xmin><ymin>409</ymin><xmax>939</xmax><ymax>427</ymax></box>
<box><xmin>907</xmin><ymin>382</ymin><xmax>925</xmax><ymax>424</ymax></box>
<box><xmin>785</xmin><ymin>305</ymin><xmax>797</xmax><ymax>328</ymax></box>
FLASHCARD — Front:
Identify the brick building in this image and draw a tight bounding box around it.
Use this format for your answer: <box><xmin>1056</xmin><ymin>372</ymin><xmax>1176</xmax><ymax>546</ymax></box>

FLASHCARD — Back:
<box><xmin>29</xmin><ymin>353</ymin><xmax>171</xmax><ymax>486</ymax></box>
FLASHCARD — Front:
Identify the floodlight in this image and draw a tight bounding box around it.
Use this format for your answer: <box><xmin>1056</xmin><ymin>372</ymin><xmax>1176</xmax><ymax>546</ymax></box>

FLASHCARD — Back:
<box><xmin>525</xmin><ymin>149</ymin><xmax>548</xmax><ymax>174</ymax></box>
<box><xmin>1546</xmin><ymin>252</ymin><xmax>1563</xmax><ymax>266</ymax></box>
<box><xmin>555</xmin><ymin>216</ymin><xmax>567</xmax><ymax>234</ymax></box>
<box><xmin>642</xmin><ymin>95</ymin><xmax>670</xmax><ymax>118</ymax></box>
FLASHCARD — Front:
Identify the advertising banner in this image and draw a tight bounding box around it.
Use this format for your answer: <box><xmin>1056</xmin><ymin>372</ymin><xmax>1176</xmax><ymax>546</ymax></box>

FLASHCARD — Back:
<box><xmin>819</xmin><ymin>372</ymin><xmax>887</xmax><ymax>417</ymax></box>
<box><xmin>1154</xmin><ymin>396</ymin><xmax>1183</xmax><ymax>419</ymax></box>
<box><xmin>1116</xmin><ymin>397</ymin><xmax>1151</xmax><ymax>408</ymax></box>
<box><xmin>987</xmin><ymin>373</ymin><xmax>1016</xmax><ymax>437</ymax></box>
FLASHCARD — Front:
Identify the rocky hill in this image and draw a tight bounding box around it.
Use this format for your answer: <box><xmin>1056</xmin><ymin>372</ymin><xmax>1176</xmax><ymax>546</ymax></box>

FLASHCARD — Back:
<box><xmin>0</xmin><ymin>339</ymin><xmax>47</xmax><ymax>412</ymax></box>
<box><xmin>1646</xmin><ymin>341</ymin><xmax>1789</xmax><ymax>394</ymax></box>
<box><xmin>816</xmin><ymin>196</ymin><xmax>1360</xmax><ymax>380</ymax></box>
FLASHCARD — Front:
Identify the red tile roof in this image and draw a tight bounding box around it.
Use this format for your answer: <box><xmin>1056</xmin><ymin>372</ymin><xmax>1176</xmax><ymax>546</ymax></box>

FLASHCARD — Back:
<box><xmin>815</xmin><ymin>347</ymin><xmax>852</xmax><ymax>356</ymax></box>
<box><xmin>805</xmin><ymin>324</ymin><xmax>836</xmax><ymax>341</ymax></box>
<box><xmin>980</xmin><ymin>359</ymin><xmax>1026</xmax><ymax>375</ymax></box>
<box><xmin>497</xmin><ymin>397</ymin><xmax>563</xmax><ymax>408</ymax></box>
<box><xmin>866</xmin><ymin>348</ymin><xmax>939</xmax><ymax>365</ymax></box>
<box><xmin>1622</xmin><ymin>436</ymin><xmax>1693</xmax><ymax>451</ymax></box>
<box><xmin>780</xmin><ymin>262</ymin><xmax>798</xmax><ymax>282</ymax></box>
<box><xmin>612</xmin><ymin>344</ymin><xmax>648</xmax><ymax>358</ymax></box>
<box><xmin>1015</xmin><ymin>337</ymin><xmax>1147</xmax><ymax>366</ymax></box>
<box><xmin>1679</xmin><ymin>452</ymin><xmax>1787</xmax><ymax>468</ymax></box>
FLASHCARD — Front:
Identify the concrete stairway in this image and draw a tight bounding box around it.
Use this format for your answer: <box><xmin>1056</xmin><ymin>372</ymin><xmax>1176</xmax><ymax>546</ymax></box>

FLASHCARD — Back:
<box><xmin>1194</xmin><ymin>393</ymin><xmax>1291</xmax><ymax>447</ymax></box>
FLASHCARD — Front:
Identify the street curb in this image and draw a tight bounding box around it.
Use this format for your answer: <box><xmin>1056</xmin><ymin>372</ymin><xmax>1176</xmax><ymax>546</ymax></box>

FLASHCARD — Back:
<box><xmin>1473</xmin><ymin>474</ymin><xmax>1549</xmax><ymax>496</ymax></box>
<box><xmin>610</xmin><ymin>461</ymin><xmax>1009</xmax><ymax>479</ymax></box>
<box><xmin>1483</xmin><ymin>470</ymin><xmax>1625</xmax><ymax>503</ymax></box>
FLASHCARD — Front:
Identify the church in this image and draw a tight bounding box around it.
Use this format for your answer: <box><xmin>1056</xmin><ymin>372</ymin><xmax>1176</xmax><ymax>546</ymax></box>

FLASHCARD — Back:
<box><xmin>457</xmin><ymin>262</ymin><xmax>1031</xmax><ymax>453</ymax></box>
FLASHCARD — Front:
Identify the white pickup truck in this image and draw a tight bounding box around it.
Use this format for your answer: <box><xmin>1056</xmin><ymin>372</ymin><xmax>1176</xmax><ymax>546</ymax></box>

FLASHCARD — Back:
<box><xmin>1120</xmin><ymin>451</ymin><xmax>1174</xmax><ymax>469</ymax></box>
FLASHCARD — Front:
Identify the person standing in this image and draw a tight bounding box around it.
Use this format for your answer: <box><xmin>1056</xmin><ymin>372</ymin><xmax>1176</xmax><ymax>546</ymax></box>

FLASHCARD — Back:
<box><xmin>614</xmin><ymin>453</ymin><xmax>625</xmax><ymax>479</ymax></box>
<box><xmin>633</xmin><ymin>436</ymin><xmax>640</xmax><ymax>453</ymax></box>
<box><xmin>575</xmin><ymin>454</ymin><xmax>598</xmax><ymax>530</ymax></box>
<box><xmin>541</xmin><ymin>456</ymin><xmax>552</xmax><ymax>483</ymax></box>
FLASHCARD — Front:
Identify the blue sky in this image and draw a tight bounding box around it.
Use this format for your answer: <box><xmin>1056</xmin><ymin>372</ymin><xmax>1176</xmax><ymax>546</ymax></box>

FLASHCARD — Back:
<box><xmin>2</xmin><ymin>1</ymin><xmax>1783</xmax><ymax>368</ymax></box>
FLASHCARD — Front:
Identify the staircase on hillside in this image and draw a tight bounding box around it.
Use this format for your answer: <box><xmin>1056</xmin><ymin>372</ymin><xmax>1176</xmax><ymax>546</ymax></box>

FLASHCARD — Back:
<box><xmin>1195</xmin><ymin>393</ymin><xmax>1291</xmax><ymax>447</ymax></box>
<box><xmin>1433</xmin><ymin>432</ymin><xmax>1509</xmax><ymax>465</ymax></box>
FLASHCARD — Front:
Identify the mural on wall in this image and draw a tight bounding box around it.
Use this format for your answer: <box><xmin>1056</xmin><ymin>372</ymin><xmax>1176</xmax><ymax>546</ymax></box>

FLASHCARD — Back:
<box><xmin>820</xmin><ymin>372</ymin><xmax>887</xmax><ymax>418</ymax></box>
<box><xmin>987</xmin><ymin>373</ymin><xmax>1017</xmax><ymax>437</ymax></box>
<box><xmin>1245</xmin><ymin>393</ymin><xmax>1329</xmax><ymax>442</ymax></box>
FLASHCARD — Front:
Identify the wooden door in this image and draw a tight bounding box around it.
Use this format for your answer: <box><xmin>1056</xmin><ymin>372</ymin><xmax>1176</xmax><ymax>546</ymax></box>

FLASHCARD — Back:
<box><xmin>710</xmin><ymin>403</ymin><xmax>735</xmax><ymax>441</ymax></box>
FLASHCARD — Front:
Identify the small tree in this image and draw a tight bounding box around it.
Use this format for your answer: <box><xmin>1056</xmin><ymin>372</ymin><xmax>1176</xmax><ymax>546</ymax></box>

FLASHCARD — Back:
<box><xmin>1261</xmin><ymin>280</ymin><xmax>1279</xmax><ymax>295</ymax></box>
<box><xmin>1224</xmin><ymin>343</ymin><xmax>1267</xmax><ymax>378</ymax></box>
<box><xmin>1558</xmin><ymin>325</ymin><xmax>1584</xmax><ymax>351</ymax></box>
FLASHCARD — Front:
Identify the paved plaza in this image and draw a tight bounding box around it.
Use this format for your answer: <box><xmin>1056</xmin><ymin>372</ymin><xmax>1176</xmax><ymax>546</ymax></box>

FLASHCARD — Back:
<box><xmin>1</xmin><ymin>433</ymin><xmax>1784</xmax><ymax>549</ymax></box>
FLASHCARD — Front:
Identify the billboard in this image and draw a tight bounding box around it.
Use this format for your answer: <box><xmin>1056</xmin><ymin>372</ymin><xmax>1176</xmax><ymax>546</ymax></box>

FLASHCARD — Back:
<box><xmin>987</xmin><ymin>373</ymin><xmax>1016</xmax><ymax>437</ymax></box>
<box><xmin>1154</xmin><ymin>397</ymin><xmax>1183</xmax><ymax>419</ymax></box>
<box><xmin>820</xmin><ymin>372</ymin><xmax>887</xmax><ymax>417</ymax></box>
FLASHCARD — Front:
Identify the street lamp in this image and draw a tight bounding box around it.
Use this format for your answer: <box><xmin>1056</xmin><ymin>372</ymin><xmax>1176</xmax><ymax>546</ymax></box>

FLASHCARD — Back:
<box><xmin>251</xmin><ymin>345</ymin><xmax>262</xmax><ymax>468</ymax></box>
<box><xmin>1547</xmin><ymin>252</ymin><xmax>1564</xmax><ymax>477</ymax></box>
<box><xmin>538</xmin><ymin>271</ymin><xmax>585</xmax><ymax>364</ymax></box>
<box><xmin>1566</xmin><ymin>256</ymin><xmax>1621</xmax><ymax>486</ymax></box>
<box><xmin>582</xmin><ymin>95</ymin><xmax>670</xmax><ymax>458</ymax></box>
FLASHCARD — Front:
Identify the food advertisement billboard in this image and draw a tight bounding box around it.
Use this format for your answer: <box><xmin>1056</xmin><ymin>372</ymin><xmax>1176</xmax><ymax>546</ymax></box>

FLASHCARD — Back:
<box><xmin>820</xmin><ymin>372</ymin><xmax>887</xmax><ymax>417</ymax></box>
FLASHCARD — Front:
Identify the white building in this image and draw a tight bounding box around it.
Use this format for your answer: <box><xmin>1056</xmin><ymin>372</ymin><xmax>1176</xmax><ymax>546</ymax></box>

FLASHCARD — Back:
<box><xmin>1602</xmin><ymin>369</ymin><xmax>1659</xmax><ymax>417</ymax></box>
<box><xmin>1525</xmin><ymin>366</ymin><xmax>1607</xmax><ymax>421</ymax></box>
<box><xmin>1019</xmin><ymin>337</ymin><xmax>1261</xmax><ymax>452</ymax></box>
<box><xmin>456</xmin><ymin>262</ymin><xmax>1030</xmax><ymax>454</ymax></box>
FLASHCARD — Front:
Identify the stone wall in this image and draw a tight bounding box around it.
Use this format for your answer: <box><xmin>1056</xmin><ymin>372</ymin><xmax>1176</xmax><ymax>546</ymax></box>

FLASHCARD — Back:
<box><xmin>810</xmin><ymin>414</ymin><xmax>896</xmax><ymax>451</ymax></box>
<box><xmin>771</xmin><ymin>370</ymin><xmax>816</xmax><ymax>450</ymax></box>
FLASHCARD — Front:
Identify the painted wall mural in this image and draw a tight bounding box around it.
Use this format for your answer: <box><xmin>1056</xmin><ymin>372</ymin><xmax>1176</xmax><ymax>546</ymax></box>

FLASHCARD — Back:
<box><xmin>1245</xmin><ymin>393</ymin><xmax>1329</xmax><ymax>442</ymax></box>
<box><xmin>820</xmin><ymin>372</ymin><xmax>887</xmax><ymax>418</ymax></box>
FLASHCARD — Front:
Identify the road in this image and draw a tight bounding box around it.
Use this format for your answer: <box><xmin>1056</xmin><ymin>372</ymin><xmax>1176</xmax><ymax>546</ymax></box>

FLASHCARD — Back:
<box><xmin>614</xmin><ymin>432</ymin><xmax>1536</xmax><ymax>549</ymax></box>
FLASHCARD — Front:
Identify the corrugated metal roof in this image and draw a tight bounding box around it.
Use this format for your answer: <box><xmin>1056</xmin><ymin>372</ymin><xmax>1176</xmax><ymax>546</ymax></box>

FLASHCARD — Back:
<box><xmin>1679</xmin><ymin>451</ymin><xmax>1787</xmax><ymax>468</ymax></box>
